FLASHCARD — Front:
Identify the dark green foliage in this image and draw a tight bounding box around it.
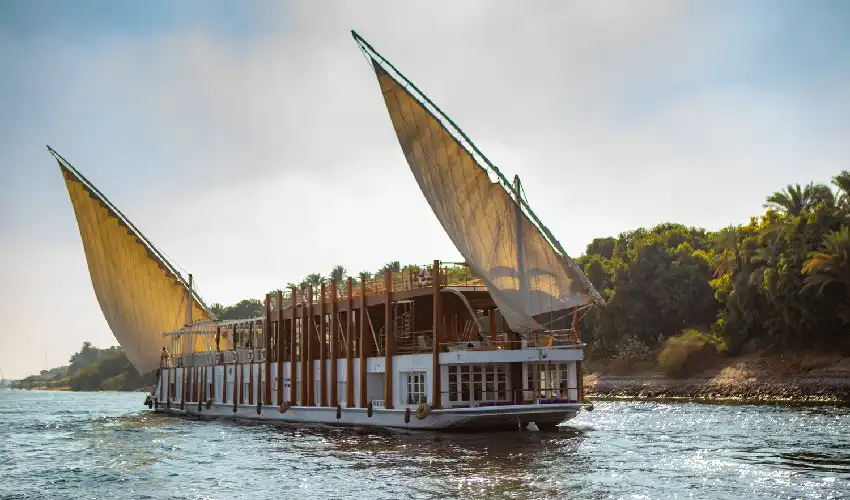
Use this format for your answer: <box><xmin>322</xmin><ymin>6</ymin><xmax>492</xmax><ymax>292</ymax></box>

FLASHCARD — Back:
<box><xmin>581</xmin><ymin>171</ymin><xmax>850</xmax><ymax>359</ymax></box>
<box><xmin>21</xmin><ymin>343</ymin><xmax>155</xmax><ymax>391</ymax></box>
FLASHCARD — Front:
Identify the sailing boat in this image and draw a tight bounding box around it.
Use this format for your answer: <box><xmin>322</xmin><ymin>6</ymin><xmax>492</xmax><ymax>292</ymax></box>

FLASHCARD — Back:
<box><xmin>53</xmin><ymin>31</ymin><xmax>601</xmax><ymax>431</ymax></box>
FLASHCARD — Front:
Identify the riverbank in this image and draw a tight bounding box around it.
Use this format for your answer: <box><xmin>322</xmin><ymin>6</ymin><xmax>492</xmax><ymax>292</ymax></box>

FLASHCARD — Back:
<box><xmin>584</xmin><ymin>353</ymin><xmax>850</xmax><ymax>403</ymax></box>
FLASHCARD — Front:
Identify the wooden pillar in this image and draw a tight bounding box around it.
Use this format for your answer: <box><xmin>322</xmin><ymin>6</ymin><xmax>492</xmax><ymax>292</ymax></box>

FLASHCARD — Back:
<box><xmin>277</xmin><ymin>290</ymin><xmax>284</xmax><ymax>405</ymax></box>
<box><xmin>235</xmin><ymin>363</ymin><xmax>241</xmax><ymax>406</ymax></box>
<box><xmin>290</xmin><ymin>287</ymin><xmax>298</xmax><ymax>405</ymax></box>
<box><xmin>222</xmin><ymin>362</ymin><xmax>227</xmax><ymax>404</ymax></box>
<box><xmin>574</xmin><ymin>307</ymin><xmax>583</xmax><ymax>401</ymax></box>
<box><xmin>306</xmin><ymin>286</ymin><xmax>315</xmax><ymax>406</ymax></box>
<box><xmin>431</xmin><ymin>260</ymin><xmax>442</xmax><ymax>409</ymax></box>
<box><xmin>384</xmin><ymin>271</ymin><xmax>394</xmax><ymax>409</ymax></box>
<box><xmin>319</xmin><ymin>283</ymin><xmax>327</xmax><ymax>407</ymax></box>
<box><xmin>239</xmin><ymin>363</ymin><xmax>244</xmax><ymax>405</ymax></box>
<box><xmin>345</xmin><ymin>278</ymin><xmax>355</xmax><ymax>408</ymax></box>
<box><xmin>299</xmin><ymin>286</ymin><xmax>308</xmax><ymax>406</ymax></box>
<box><xmin>330</xmin><ymin>279</ymin><xmax>338</xmax><ymax>407</ymax></box>
<box><xmin>489</xmin><ymin>309</ymin><xmax>497</xmax><ymax>343</ymax></box>
<box><xmin>248</xmin><ymin>322</ymin><xmax>255</xmax><ymax>405</ymax></box>
<box><xmin>264</xmin><ymin>295</ymin><xmax>272</xmax><ymax>406</ymax></box>
<box><xmin>358</xmin><ymin>274</ymin><xmax>367</xmax><ymax>408</ymax></box>
<box><xmin>181</xmin><ymin>367</ymin><xmax>187</xmax><ymax>409</ymax></box>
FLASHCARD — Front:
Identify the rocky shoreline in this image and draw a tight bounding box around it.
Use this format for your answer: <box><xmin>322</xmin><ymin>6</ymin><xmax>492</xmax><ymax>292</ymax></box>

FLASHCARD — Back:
<box><xmin>583</xmin><ymin>355</ymin><xmax>850</xmax><ymax>404</ymax></box>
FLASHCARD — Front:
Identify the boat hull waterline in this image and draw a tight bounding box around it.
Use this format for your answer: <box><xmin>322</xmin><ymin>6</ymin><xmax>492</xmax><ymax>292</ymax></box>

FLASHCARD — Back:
<box><xmin>152</xmin><ymin>402</ymin><xmax>583</xmax><ymax>431</ymax></box>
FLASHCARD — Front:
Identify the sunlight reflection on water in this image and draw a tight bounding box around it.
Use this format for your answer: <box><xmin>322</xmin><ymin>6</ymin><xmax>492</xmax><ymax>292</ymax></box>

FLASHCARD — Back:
<box><xmin>1</xmin><ymin>391</ymin><xmax>848</xmax><ymax>499</ymax></box>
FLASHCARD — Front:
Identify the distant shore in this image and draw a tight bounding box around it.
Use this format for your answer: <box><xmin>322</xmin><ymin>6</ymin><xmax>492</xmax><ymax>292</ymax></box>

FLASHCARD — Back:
<box><xmin>584</xmin><ymin>354</ymin><xmax>850</xmax><ymax>404</ymax></box>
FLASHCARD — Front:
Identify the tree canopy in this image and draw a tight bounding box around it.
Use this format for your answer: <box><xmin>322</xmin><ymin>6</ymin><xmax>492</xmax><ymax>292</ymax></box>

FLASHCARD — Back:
<box><xmin>579</xmin><ymin>171</ymin><xmax>850</xmax><ymax>358</ymax></box>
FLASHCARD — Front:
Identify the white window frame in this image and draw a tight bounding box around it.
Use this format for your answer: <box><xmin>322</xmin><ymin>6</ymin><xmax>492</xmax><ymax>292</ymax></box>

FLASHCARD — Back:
<box><xmin>404</xmin><ymin>371</ymin><xmax>426</xmax><ymax>405</ymax></box>
<box><xmin>447</xmin><ymin>364</ymin><xmax>509</xmax><ymax>406</ymax></box>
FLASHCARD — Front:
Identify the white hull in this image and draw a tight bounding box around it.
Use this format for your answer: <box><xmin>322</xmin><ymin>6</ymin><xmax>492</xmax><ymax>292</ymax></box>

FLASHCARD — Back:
<box><xmin>152</xmin><ymin>401</ymin><xmax>581</xmax><ymax>432</ymax></box>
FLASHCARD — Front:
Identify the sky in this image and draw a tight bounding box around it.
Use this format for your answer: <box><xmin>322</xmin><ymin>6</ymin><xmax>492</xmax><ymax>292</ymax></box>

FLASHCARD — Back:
<box><xmin>1</xmin><ymin>0</ymin><xmax>848</xmax><ymax>379</ymax></box>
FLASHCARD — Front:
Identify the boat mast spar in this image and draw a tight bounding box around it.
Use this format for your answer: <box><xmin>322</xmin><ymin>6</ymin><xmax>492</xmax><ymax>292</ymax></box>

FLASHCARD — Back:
<box><xmin>351</xmin><ymin>30</ymin><xmax>605</xmax><ymax>306</ymax></box>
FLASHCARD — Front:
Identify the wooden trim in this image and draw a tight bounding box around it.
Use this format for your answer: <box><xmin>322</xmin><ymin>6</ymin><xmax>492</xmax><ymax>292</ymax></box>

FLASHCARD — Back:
<box><xmin>290</xmin><ymin>287</ymin><xmax>298</xmax><ymax>405</ymax></box>
<box><xmin>330</xmin><ymin>279</ymin><xmax>338</xmax><ymax>407</ymax></box>
<box><xmin>431</xmin><ymin>260</ymin><xmax>442</xmax><ymax>409</ymax></box>
<box><xmin>346</xmin><ymin>278</ymin><xmax>355</xmax><ymax>408</ymax></box>
<box><xmin>384</xmin><ymin>271</ymin><xmax>394</xmax><ymax>409</ymax></box>
<box><xmin>358</xmin><ymin>275</ymin><xmax>367</xmax><ymax>408</ymax></box>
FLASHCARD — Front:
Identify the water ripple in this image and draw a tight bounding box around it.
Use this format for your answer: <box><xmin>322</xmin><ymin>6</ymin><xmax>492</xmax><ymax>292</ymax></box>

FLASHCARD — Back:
<box><xmin>1</xmin><ymin>391</ymin><xmax>849</xmax><ymax>499</ymax></box>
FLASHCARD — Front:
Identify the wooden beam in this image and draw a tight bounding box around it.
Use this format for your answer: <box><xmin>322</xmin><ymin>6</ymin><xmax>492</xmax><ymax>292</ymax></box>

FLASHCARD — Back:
<box><xmin>264</xmin><ymin>295</ymin><xmax>272</xmax><ymax>406</ymax></box>
<box><xmin>330</xmin><ymin>279</ymin><xmax>338</xmax><ymax>407</ymax></box>
<box><xmin>384</xmin><ymin>271</ymin><xmax>394</xmax><ymax>410</ymax></box>
<box><xmin>277</xmin><ymin>290</ymin><xmax>284</xmax><ymax>405</ymax></box>
<box><xmin>300</xmin><ymin>286</ymin><xmax>308</xmax><ymax>406</ymax></box>
<box><xmin>358</xmin><ymin>274</ymin><xmax>367</xmax><ymax>408</ymax></box>
<box><xmin>432</xmin><ymin>259</ymin><xmax>442</xmax><ymax>409</ymax></box>
<box><xmin>290</xmin><ymin>287</ymin><xmax>298</xmax><ymax>405</ymax></box>
<box><xmin>306</xmin><ymin>285</ymin><xmax>315</xmax><ymax>406</ymax></box>
<box><xmin>319</xmin><ymin>283</ymin><xmax>327</xmax><ymax>407</ymax></box>
<box><xmin>345</xmin><ymin>277</ymin><xmax>355</xmax><ymax>408</ymax></box>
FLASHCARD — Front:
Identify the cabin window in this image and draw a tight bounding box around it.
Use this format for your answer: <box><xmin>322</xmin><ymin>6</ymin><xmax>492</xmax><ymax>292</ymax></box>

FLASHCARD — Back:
<box><xmin>405</xmin><ymin>371</ymin><xmax>426</xmax><ymax>405</ymax></box>
<box><xmin>447</xmin><ymin>364</ymin><xmax>508</xmax><ymax>405</ymax></box>
<box><xmin>525</xmin><ymin>363</ymin><xmax>574</xmax><ymax>400</ymax></box>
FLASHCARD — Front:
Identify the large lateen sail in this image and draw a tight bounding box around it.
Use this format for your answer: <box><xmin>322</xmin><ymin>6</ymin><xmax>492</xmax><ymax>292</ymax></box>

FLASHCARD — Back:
<box><xmin>353</xmin><ymin>32</ymin><xmax>603</xmax><ymax>333</ymax></box>
<box><xmin>50</xmin><ymin>147</ymin><xmax>215</xmax><ymax>374</ymax></box>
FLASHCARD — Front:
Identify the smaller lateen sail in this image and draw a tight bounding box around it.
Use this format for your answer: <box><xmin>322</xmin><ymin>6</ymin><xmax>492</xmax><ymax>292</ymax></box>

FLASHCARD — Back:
<box><xmin>353</xmin><ymin>31</ymin><xmax>604</xmax><ymax>334</ymax></box>
<box><xmin>50</xmin><ymin>146</ymin><xmax>221</xmax><ymax>374</ymax></box>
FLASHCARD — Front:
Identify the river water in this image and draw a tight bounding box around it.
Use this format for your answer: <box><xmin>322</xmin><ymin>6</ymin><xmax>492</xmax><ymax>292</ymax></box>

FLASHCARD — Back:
<box><xmin>1</xmin><ymin>390</ymin><xmax>848</xmax><ymax>499</ymax></box>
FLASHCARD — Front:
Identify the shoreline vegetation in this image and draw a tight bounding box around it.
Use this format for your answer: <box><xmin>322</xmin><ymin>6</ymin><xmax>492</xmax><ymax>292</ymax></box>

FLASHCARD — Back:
<box><xmin>15</xmin><ymin>172</ymin><xmax>850</xmax><ymax>403</ymax></box>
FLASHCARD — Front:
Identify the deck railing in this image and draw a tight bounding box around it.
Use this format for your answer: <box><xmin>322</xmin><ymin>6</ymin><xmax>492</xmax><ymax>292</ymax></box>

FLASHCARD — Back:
<box><xmin>268</xmin><ymin>262</ymin><xmax>489</xmax><ymax>313</ymax></box>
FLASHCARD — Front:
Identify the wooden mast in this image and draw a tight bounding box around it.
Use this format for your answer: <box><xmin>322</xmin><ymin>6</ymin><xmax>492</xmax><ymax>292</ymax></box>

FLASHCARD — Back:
<box><xmin>330</xmin><ymin>279</ymin><xmax>338</xmax><ymax>407</ymax></box>
<box><xmin>383</xmin><ymin>271</ymin><xmax>394</xmax><ymax>409</ymax></box>
<box><xmin>358</xmin><ymin>274</ymin><xmax>367</xmax><ymax>408</ymax></box>
<box><xmin>345</xmin><ymin>278</ymin><xmax>355</xmax><ymax>407</ymax></box>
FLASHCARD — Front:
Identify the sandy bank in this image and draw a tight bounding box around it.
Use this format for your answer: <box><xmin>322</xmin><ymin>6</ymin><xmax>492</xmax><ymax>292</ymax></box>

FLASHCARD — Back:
<box><xmin>584</xmin><ymin>354</ymin><xmax>850</xmax><ymax>403</ymax></box>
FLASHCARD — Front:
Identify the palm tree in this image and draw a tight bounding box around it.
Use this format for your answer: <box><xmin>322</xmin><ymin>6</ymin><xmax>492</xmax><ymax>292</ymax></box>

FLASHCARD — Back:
<box><xmin>711</xmin><ymin>226</ymin><xmax>740</xmax><ymax>277</ymax></box>
<box><xmin>832</xmin><ymin>171</ymin><xmax>850</xmax><ymax>211</ymax></box>
<box><xmin>330</xmin><ymin>265</ymin><xmax>346</xmax><ymax>283</ymax></box>
<box><xmin>209</xmin><ymin>302</ymin><xmax>226</xmax><ymax>319</ymax></box>
<box><xmin>764</xmin><ymin>182</ymin><xmax>832</xmax><ymax>217</ymax></box>
<box><xmin>802</xmin><ymin>226</ymin><xmax>850</xmax><ymax>295</ymax></box>
<box><xmin>304</xmin><ymin>273</ymin><xmax>325</xmax><ymax>288</ymax></box>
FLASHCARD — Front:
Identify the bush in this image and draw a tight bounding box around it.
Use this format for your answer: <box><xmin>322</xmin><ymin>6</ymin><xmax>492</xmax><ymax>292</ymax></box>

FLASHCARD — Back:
<box><xmin>608</xmin><ymin>336</ymin><xmax>653</xmax><ymax>374</ymax></box>
<box><xmin>657</xmin><ymin>329</ymin><xmax>725</xmax><ymax>378</ymax></box>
